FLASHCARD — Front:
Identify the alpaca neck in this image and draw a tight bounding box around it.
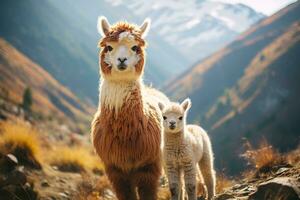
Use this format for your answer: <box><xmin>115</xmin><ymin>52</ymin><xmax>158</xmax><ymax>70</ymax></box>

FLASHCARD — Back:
<box><xmin>164</xmin><ymin>128</ymin><xmax>186</xmax><ymax>145</ymax></box>
<box><xmin>99</xmin><ymin>78</ymin><xmax>144</xmax><ymax>113</ymax></box>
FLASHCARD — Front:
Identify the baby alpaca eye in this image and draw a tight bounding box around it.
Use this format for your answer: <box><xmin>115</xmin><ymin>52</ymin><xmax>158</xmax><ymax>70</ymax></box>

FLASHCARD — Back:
<box><xmin>163</xmin><ymin>116</ymin><xmax>167</xmax><ymax>120</ymax></box>
<box><xmin>178</xmin><ymin>116</ymin><xmax>183</xmax><ymax>120</ymax></box>
<box><xmin>107</xmin><ymin>45</ymin><xmax>113</xmax><ymax>51</ymax></box>
<box><xmin>131</xmin><ymin>45</ymin><xmax>138</xmax><ymax>52</ymax></box>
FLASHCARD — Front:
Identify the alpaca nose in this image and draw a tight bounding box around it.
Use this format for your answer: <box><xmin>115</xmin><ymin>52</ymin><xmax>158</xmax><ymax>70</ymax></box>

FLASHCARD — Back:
<box><xmin>169</xmin><ymin>121</ymin><xmax>176</xmax><ymax>130</ymax></box>
<box><xmin>117</xmin><ymin>57</ymin><xmax>128</xmax><ymax>70</ymax></box>
<box><xmin>118</xmin><ymin>57</ymin><xmax>127</xmax><ymax>63</ymax></box>
<box><xmin>169</xmin><ymin>121</ymin><xmax>176</xmax><ymax>125</ymax></box>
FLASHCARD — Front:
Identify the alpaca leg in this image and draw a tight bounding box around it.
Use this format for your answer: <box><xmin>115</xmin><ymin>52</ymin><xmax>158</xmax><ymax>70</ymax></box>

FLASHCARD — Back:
<box><xmin>133</xmin><ymin>163</ymin><xmax>161</xmax><ymax>200</ymax></box>
<box><xmin>197</xmin><ymin>166</ymin><xmax>207</xmax><ymax>199</ymax></box>
<box><xmin>183</xmin><ymin>162</ymin><xmax>197</xmax><ymax>200</ymax></box>
<box><xmin>179</xmin><ymin>169</ymin><xmax>187</xmax><ymax>200</ymax></box>
<box><xmin>166</xmin><ymin>164</ymin><xmax>181</xmax><ymax>200</ymax></box>
<box><xmin>106</xmin><ymin>165</ymin><xmax>137</xmax><ymax>200</ymax></box>
<box><xmin>199</xmin><ymin>155</ymin><xmax>216</xmax><ymax>200</ymax></box>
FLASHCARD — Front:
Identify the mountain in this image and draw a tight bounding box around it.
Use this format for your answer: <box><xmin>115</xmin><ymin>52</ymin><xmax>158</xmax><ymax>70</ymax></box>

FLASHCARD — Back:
<box><xmin>107</xmin><ymin>0</ymin><xmax>265</xmax><ymax>61</ymax></box>
<box><xmin>0</xmin><ymin>38</ymin><xmax>93</xmax><ymax>128</ymax></box>
<box><xmin>0</xmin><ymin>0</ymin><xmax>263</xmax><ymax>104</ymax></box>
<box><xmin>165</xmin><ymin>1</ymin><xmax>300</xmax><ymax>175</ymax></box>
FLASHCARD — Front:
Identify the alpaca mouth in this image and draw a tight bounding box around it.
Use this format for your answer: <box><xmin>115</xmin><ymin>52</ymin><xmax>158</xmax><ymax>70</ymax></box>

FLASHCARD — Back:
<box><xmin>169</xmin><ymin>125</ymin><xmax>176</xmax><ymax>130</ymax></box>
<box><xmin>117</xmin><ymin>63</ymin><xmax>127</xmax><ymax>71</ymax></box>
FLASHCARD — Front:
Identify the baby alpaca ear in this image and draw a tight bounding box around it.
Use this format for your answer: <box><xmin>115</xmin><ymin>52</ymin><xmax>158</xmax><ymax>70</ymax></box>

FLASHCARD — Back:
<box><xmin>140</xmin><ymin>18</ymin><xmax>151</xmax><ymax>38</ymax></box>
<box><xmin>97</xmin><ymin>16</ymin><xmax>111</xmax><ymax>36</ymax></box>
<box><xmin>158</xmin><ymin>102</ymin><xmax>165</xmax><ymax>111</ymax></box>
<box><xmin>181</xmin><ymin>98</ymin><xmax>192</xmax><ymax>112</ymax></box>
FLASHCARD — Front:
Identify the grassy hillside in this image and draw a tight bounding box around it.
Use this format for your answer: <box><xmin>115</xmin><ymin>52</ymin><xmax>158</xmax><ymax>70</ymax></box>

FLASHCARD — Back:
<box><xmin>0</xmin><ymin>38</ymin><xmax>93</xmax><ymax>129</ymax></box>
<box><xmin>0</xmin><ymin>0</ymin><xmax>99</xmax><ymax>103</ymax></box>
<box><xmin>165</xmin><ymin>1</ymin><xmax>300</xmax><ymax>175</ymax></box>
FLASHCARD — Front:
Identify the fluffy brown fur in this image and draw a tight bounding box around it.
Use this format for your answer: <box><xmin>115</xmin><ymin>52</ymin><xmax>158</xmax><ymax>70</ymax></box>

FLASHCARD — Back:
<box><xmin>92</xmin><ymin>19</ymin><xmax>168</xmax><ymax>200</ymax></box>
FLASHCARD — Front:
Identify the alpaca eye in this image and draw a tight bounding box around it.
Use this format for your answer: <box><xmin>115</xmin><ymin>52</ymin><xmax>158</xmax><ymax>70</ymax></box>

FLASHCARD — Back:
<box><xmin>178</xmin><ymin>116</ymin><xmax>183</xmax><ymax>120</ymax></box>
<box><xmin>163</xmin><ymin>116</ymin><xmax>167</xmax><ymax>120</ymax></box>
<box><xmin>131</xmin><ymin>45</ymin><xmax>138</xmax><ymax>52</ymax></box>
<box><xmin>107</xmin><ymin>45</ymin><xmax>113</xmax><ymax>51</ymax></box>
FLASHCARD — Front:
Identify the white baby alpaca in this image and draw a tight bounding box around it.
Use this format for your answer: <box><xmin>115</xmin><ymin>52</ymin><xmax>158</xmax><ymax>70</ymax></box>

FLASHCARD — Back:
<box><xmin>159</xmin><ymin>99</ymin><xmax>216</xmax><ymax>200</ymax></box>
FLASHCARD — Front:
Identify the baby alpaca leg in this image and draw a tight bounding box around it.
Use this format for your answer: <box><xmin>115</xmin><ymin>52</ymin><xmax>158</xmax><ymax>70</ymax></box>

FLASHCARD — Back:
<box><xmin>183</xmin><ymin>162</ymin><xmax>197</xmax><ymax>200</ymax></box>
<box><xmin>197</xmin><ymin>173</ymin><xmax>207</xmax><ymax>198</ymax></box>
<box><xmin>199</xmin><ymin>153</ymin><xmax>216</xmax><ymax>200</ymax></box>
<box><xmin>166</xmin><ymin>164</ymin><xmax>181</xmax><ymax>200</ymax></box>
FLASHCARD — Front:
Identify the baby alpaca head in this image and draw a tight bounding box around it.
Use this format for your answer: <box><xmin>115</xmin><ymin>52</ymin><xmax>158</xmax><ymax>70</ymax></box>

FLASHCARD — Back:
<box><xmin>158</xmin><ymin>98</ymin><xmax>191</xmax><ymax>133</ymax></box>
<box><xmin>97</xmin><ymin>16</ymin><xmax>151</xmax><ymax>81</ymax></box>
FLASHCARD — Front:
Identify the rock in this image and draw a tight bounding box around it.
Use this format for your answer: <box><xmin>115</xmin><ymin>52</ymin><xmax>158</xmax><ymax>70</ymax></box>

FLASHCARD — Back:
<box><xmin>276</xmin><ymin>167</ymin><xmax>289</xmax><ymax>175</ymax></box>
<box><xmin>13</xmin><ymin>146</ymin><xmax>42</xmax><ymax>169</ymax></box>
<box><xmin>0</xmin><ymin>186</ymin><xmax>16</xmax><ymax>200</ymax></box>
<box><xmin>59</xmin><ymin>192</ymin><xmax>69</xmax><ymax>199</ymax></box>
<box><xmin>0</xmin><ymin>180</ymin><xmax>38</xmax><ymax>200</ymax></box>
<box><xmin>0</xmin><ymin>111</ymin><xmax>8</xmax><ymax>120</ymax></box>
<box><xmin>0</xmin><ymin>154</ymin><xmax>18</xmax><ymax>173</ymax></box>
<box><xmin>41</xmin><ymin>180</ymin><xmax>50</xmax><ymax>187</ymax></box>
<box><xmin>249</xmin><ymin>177</ymin><xmax>300</xmax><ymax>200</ymax></box>
<box><xmin>232</xmin><ymin>184</ymin><xmax>243</xmax><ymax>190</ymax></box>
<box><xmin>215</xmin><ymin>193</ymin><xmax>236</xmax><ymax>200</ymax></box>
<box><xmin>59</xmin><ymin>178</ymin><xmax>67</xmax><ymax>183</ymax></box>
<box><xmin>255</xmin><ymin>163</ymin><xmax>292</xmax><ymax>177</ymax></box>
<box><xmin>2</xmin><ymin>168</ymin><xmax>27</xmax><ymax>186</ymax></box>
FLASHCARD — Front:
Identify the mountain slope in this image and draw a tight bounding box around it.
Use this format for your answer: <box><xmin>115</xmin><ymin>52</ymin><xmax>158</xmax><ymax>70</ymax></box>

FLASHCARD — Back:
<box><xmin>165</xmin><ymin>1</ymin><xmax>300</xmax><ymax>175</ymax></box>
<box><xmin>0</xmin><ymin>38</ymin><xmax>93</xmax><ymax>126</ymax></box>
<box><xmin>166</xmin><ymin>1</ymin><xmax>300</xmax><ymax>122</ymax></box>
<box><xmin>210</xmin><ymin>22</ymin><xmax>300</xmax><ymax>175</ymax></box>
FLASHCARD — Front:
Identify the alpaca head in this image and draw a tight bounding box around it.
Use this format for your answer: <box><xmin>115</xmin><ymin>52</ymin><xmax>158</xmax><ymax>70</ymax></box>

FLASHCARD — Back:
<box><xmin>158</xmin><ymin>98</ymin><xmax>191</xmax><ymax>133</ymax></box>
<box><xmin>97</xmin><ymin>16</ymin><xmax>150</xmax><ymax>82</ymax></box>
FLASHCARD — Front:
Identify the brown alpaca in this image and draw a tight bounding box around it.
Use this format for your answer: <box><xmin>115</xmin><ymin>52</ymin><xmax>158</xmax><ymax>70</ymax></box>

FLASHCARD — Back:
<box><xmin>91</xmin><ymin>16</ymin><xmax>169</xmax><ymax>200</ymax></box>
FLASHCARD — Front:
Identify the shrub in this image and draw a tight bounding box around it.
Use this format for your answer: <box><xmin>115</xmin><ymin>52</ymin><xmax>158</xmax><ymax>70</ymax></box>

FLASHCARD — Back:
<box><xmin>0</xmin><ymin>121</ymin><xmax>42</xmax><ymax>169</ymax></box>
<box><xmin>22</xmin><ymin>87</ymin><xmax>33</xmax><ymax>112</ymax></box>
<box><xmin>241</xmin><ymin>139</ymin><xmax>287</xmax><ymax>177</ymax></box>
<box><xmin>216</xmin><ymin>173</ymin><xmax>234</xmax><ymax>194</ymax></box>
<box><xmin>242</xmin><ymin>139</ymin><xmax>282</xmax><ymax>169</ymax></box>
<box><xmin>286</xmin><ymin>146</ymin><xmax>300</xmax><ymax>165</ymax></box>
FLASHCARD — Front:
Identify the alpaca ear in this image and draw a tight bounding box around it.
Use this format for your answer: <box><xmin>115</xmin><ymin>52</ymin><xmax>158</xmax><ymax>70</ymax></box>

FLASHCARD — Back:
<box><xmin>97</xmin><ymin>16</ymin><xmax>111</xmax><ymax>36</ymax></box>
<box><xmin>158</xmin><ymin>102</ymin><xmax>165</xmax><ymax>111</ymax></box>
<box><xmin>140</xmin><ymin>18</ymin><xmax>151</xmax><ymax>38</ymax></box>
<box><xmin>181</xmin><ymin>98</ymin><xmax>192</xmax><ymax>112</ymax></box>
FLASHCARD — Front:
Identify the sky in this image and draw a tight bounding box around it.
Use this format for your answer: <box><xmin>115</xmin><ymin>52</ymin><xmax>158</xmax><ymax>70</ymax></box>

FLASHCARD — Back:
<box><xmin>210</xmin><ymin>0</ymin><xmax>297</xmax><ymax>15</ymax></box>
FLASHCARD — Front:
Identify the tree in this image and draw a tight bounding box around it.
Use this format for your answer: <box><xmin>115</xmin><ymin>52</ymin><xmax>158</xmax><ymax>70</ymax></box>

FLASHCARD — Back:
<box><xmin>22</xmin><ymin>87</ymin><xmax>33</xmax><ymax>112</ymax></box>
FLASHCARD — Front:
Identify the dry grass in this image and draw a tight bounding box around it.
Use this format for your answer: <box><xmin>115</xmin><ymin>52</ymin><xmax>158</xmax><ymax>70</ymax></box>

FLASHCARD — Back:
<box><xmin>241</xmin><ymin>139</ymin><xmax>282</xmax><ymax>170</ymax></box>
<box><xmin>286</xmin><ymin>146</ymin><xmax>300</xmax><ymax>165</ymax></box>
<box><xmin>0</xmin><ymin>121</ymin><xmax>42</xmax><ymax>168</ymax></box>
<box><xmin>47</xmin><ymin>146</ymin><xmax>103</xmax><ymax>173</ymax></box>
<box><xmin>216</xmin><ymin>173</ymin><xmax>235</xmax><ymax>194</ymax></box>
